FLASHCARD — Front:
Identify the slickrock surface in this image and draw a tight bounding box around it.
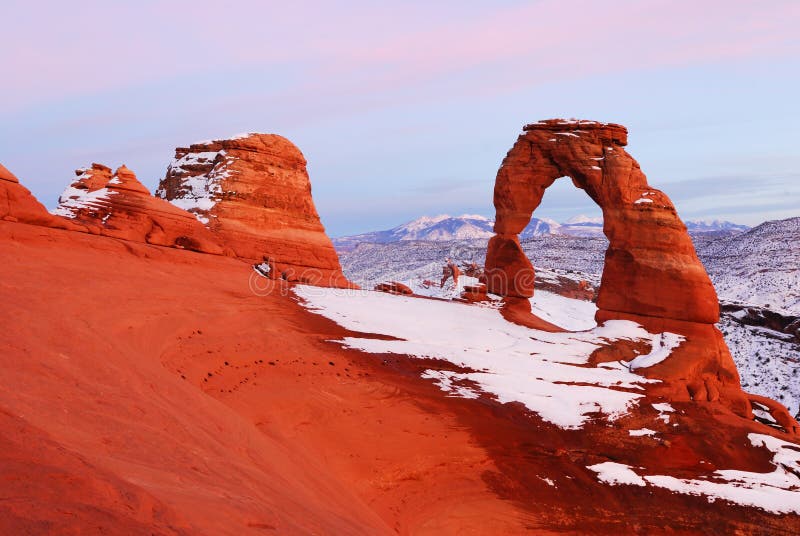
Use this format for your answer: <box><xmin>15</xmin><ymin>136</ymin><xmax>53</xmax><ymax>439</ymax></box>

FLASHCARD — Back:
<box><xmin>3</xmin><ymin>220</ymin><xmax>799</xmax><ymax>534</ymax></box>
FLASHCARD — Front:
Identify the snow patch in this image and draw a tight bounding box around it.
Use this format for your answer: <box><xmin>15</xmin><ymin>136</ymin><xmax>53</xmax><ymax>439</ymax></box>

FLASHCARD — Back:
<box><xmin>159</xmin><ymin>149</ymin><xmax>236</xmax><ymax>224</ymax></box>
<box><xmin>421</xmin><ymin>370</ymin><xmax>480</xmax><ymax>399</ymax></box>
<box><xmin>588</xmin><ymin>462</ymin><xmax>646</xmax><ymax>486</ymax></box>
<box><xmin>52</xmin><ymin>180</ymin><xmax>118</xmax><ymax>218</ymax></box>
<box><xmin>652</xmin><ymin>402</ymin><xmax>674</xmax><ymax>424</ymax></box>
<box><xmin>294</xmin><ymin>287</ymin><xmax>687</xmax><ymax>429</ymax></box>
<box><xmin>529</xmin><ymin>290</ymin><xmax>597</xmax><ymax>331</ymax></box>
<box><xmin>590</xmin><ymin>434</ymin><xmax>800</xmax><ymax>514</ymax></box>
<box><xmin>629</xmin><ymin>332</ymin><xmax>685</xmax><ymax>370</ymax></box>
<box><xmin>538</xmin><ymin>476</ymin><xmax>556</xmax><ymax>487</ymax></box>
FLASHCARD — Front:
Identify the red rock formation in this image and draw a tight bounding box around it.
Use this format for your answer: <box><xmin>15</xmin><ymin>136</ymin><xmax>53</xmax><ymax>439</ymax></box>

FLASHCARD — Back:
<box><xmin>0</xmin><ymin>162</ymin><xmax>77</xmax><ymax>229</ymax></box>
<box><xmin>486</xmin><ymin>119</ymin><xmax>717</xmax><ymax>324</ymax></box>
<box><xmin>374</xmin><ymin>281</ymin><xmax>414</xmax><ymax>295</ymax></box>
<box><xmin>54</xmin><ymin>163</ymin><xmax>225</xmax><ymax>255</ymax></box>
<box><xmin>440</xmin><ymin>259</ymin><xmax>461</xmax><ymax>288</ymax></box>
<box><xmin>461</xmin><ymin>283</ymin><xmax>489</xmax><ymax>302</ymax></box>
<box><xmin>485</xmin><ymin>119</ymin><xmax>798</xmax><ymax>433</ymax></box>
<box><xmin>156</xmin><ymin>134</ymin><xmax>353</xmax><ymax>288</ymax></box>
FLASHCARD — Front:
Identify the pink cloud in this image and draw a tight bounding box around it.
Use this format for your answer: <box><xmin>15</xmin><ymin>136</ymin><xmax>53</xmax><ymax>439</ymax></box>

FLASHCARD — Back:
<box><xmin>2</xmin><ymin>0</ymin><xmax>798</xmax><ymax>114</ymax></box>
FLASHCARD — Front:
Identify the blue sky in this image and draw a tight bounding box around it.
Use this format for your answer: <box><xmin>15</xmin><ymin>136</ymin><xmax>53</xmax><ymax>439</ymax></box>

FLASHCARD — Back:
<box><xmin>1</xmin><ymin>1</ymin><xmax>798</xmax><ymax>236</ymax></box>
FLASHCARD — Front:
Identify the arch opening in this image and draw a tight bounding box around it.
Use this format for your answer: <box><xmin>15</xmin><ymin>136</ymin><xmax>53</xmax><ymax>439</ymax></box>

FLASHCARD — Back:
<box><xmin>514</xmin><ymin>176</ymin><xmax>605</xmax><ymax>331</ymax></box>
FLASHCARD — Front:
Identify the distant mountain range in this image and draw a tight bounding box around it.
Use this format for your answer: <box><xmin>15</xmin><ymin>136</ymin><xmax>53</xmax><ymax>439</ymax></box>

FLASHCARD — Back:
<box><xmin>684</xmin><ymin>220</ymin><xmax>751</xmax><ymax>233</ymax></box>
<box><xmin>333</xmin><ymin>214</ymin><xmax>749</xmax><ymax>250</ymax></box>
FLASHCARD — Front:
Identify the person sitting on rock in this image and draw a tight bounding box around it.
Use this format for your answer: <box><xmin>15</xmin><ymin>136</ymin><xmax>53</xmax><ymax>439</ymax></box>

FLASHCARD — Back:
<box><xmin>254</xmin><ymin>255</ymin><xmax>273</xmax><ymax>277</ymax></box>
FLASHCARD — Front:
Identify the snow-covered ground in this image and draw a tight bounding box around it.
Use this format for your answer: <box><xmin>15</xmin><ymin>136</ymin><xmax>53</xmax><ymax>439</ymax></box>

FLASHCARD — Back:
<box><xmin>296</xmin><ymin>286</ymin><xmax>800</xmax><ymax>515</ymax></box>
<box><xmin>296</xmin><ymin>286</ymin><xmax>676</xmax><ymax>429</ymax></box>
<box><xmin>339</xmin><ymin>217</ymin><xmax>798</xmax><ymax>314</ymax></box>
<box><xmin>588</xmin><ymin>433</ymin><xmax>800</xmax><ymax>514</ymax></box>
<box><xmin>530</xmin><ymin>290</ymin><xmax>597</xmax><ymax>331</ymax></box>
<box><xmin>719</xmin><ymin>315</ymin><xmax>800</xmax><ymax>416</ymax></box>
<box><xmin>700</xmin><ymin>217</ymin><xmax>800</xmax><ymax>315</ymax></box>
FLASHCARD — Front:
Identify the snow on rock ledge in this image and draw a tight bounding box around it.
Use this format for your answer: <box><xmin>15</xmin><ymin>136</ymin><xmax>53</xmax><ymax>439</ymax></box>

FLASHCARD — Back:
<box><xmin>296</xmin><ymin>285</ymin><xmax>800</xmax><ymax>514</ymax></box>
<box><xmin>51</xmin><ymin>163</ymin><xmax>225</xmax><ymax>255</ymax></box>
<box><xmin>588</xmin><ymin>433</ymin><xmax>800</xmax><ymax>514</ymax></box>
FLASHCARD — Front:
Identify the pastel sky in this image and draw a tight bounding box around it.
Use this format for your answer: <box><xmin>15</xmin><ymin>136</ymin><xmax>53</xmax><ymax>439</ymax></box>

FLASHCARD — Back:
<box><xmin>2</xmin><ymin>0</ymin><xmax>798</xmax><ymax>236</ymax></box>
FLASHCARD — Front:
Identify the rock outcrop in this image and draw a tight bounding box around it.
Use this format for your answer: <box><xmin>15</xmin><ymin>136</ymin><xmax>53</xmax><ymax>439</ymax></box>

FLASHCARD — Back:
<box><xmin>484</xmin><ymin>119</ymin><xmax>798</xmax><ymax>433</ymax></box>
<box><xmin>461</xmin><ymin>283</ymin><xmax>489</xmax><ymax>302</ymax></box>
<box><xmin>374</xmin><ymin>281</ymin><xmax>414</xmax><ymax>295</ymax></box>
<box><xmin>54</xmin><ymin>163</ymin><xmax>225</xmax><ymax>255</ymax></box>
<box><xmin>485</xmin><ymin>119</ymin><xmax>718</xmax><ymax>324</ymax></box>
<box><xmin>1</xmin><ymin>162</ymin><xmax>76</xmax><ymax>229</ymax></box>
<box><xmin>156</xmin><ymin>134</ymin><xmax>353</xmax><ymax>288</ymax></box>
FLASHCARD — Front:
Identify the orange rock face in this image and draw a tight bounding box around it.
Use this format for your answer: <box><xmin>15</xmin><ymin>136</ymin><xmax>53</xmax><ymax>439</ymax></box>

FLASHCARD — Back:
<box><xmin>54</xmin><ymin>163</ymin><xmax>225</xmax><ymax>255</ymax></box>
<box><xmin>486</xmin><ymin>119</ymin><xmax>718</xmax><ymax>324</ymax></box>
<box><xmin>484</xmin><ymin>120</ymin><xmax>798</xmax><ymax>431</ymax></box>
<box><xmin>1</xmin><ymin>162</ymin><xmax>76</xmax><ymax>229</ymax></box>
<box><xmin>156</xmin><ymin>134</ymin><xmax>353</xmax><ymax>288</ymax></box>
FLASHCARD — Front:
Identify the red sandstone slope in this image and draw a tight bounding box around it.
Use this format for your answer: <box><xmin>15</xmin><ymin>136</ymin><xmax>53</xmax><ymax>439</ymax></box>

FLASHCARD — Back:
<box><xmin>155</xmin><ymin>134</ymin><xmax>352</xmax><ymax>288</ymax></box>
<box><xmin>3</xmin><ymin>220</ymin><xmax>800</xmax><ymax>535</ymax></box>
<box><xmin>0</xmin><ymin>222</ymin><xmax>389</xmax><ymax>534</ymax></box>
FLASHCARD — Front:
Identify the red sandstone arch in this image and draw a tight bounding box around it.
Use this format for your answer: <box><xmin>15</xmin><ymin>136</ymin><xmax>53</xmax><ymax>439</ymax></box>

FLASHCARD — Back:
<box><xmin>485</xmin><ymin>119</ymin><xmax>719</xmax><ymax>325</ymax></box>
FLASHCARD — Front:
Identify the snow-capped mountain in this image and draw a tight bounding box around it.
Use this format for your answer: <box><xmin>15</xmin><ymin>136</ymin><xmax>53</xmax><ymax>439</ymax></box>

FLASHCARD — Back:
<box><xmin>335</xmin><ymin>214</ymin><xmax>751</xmax><ymax>250</ymax></box>
<box><xmin>685</xmin><ymin>220</ymin><xmax>750</xmax><ymax>233</ymax></box>
<box><xmin>520</xmin><ymin>216</ymin><xmax>560</xmax><ymax>238</ymax></box>
<box><xmin>333</xmin><ymin>214</ymin><xmax>557</xmax><ymax>250</ymax></box>
<box><xmin>556</xmin><ymin>214</ymin><xmax>605</xmax><ymax>236</ymax></box>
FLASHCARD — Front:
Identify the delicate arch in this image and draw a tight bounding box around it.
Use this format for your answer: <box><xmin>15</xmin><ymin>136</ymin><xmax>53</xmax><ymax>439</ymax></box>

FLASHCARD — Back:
<box><xmin>484</xmin><ymin>119</ymin><xmax>719</xmax><ymax>325</ymax></box>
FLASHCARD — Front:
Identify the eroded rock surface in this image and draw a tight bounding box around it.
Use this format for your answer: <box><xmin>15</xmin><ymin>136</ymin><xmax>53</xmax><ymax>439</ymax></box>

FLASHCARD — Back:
<box><xmin>1</xmin><ymin>162</ymin><xmax>77</xmax><ymax>229</ymax></box>
<box><xmin>54</xmin><ymin>163</ymin><xmax>225</xmax><ymax>255</ymax></box>
<box><xmin>156</xmin><ymin>134</ymin><xmax>352</xmax><ymax>288</ymax></box>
